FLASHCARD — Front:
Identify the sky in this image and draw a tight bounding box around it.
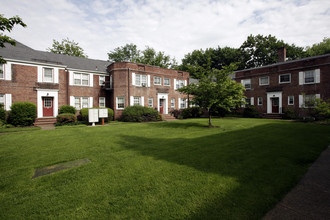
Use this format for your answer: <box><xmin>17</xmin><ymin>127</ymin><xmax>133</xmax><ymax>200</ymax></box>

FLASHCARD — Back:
<box><xmin>1</xmin><ymin>0</ymin><xmax>330</xmax><ymax>62</ymax></box>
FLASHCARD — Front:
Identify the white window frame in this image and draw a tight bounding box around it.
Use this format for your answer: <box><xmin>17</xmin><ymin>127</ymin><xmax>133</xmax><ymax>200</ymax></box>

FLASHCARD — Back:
<box><xmin>116</xmin><ymin>96</ymin><xmax>125</xmax><ymax>110</ymax></box>
<box><xmin>258</xmin><ymin>97</ymin><xmax>263</xmax><ymax>106</ymax></box>
<box><xmin>288</xmin><ymin>96</ymin><xmax>294</xmax><ymax>105</ymax></box>
<box><xmin>99</xmin><ymin>97</ymin><xmax>106</xmax><ymax>107</ymax></box>
<box><xmin>134</xmin><ymin>96</ymin><xmax>141</xmax><ymax>106</ymax></box>
<box><xmin>148</xmin><ymin>98</ymin><xmax>153</xmax><ymax>108</ymax></box>
<box><xmin>99</xmin><ymin>75</ymin><xmax>105</xmax><ymax>86</ymax></box>
<box><xmin>154</xmin><ymin>76</ymin><xmax>161</xmax><ymax>85</ymax></box>
<box><xmin>279</xmin><ymin>73</ymin><xmax>291</xmax><ymax>84</ymax></box>
<box><xmin>74</xmin><ymin>73</ymin><xmax>90</xmax><ymax>86</ymax></box>
<box><xmin>0</xmin><ymin>64</ymin><xmax>4</xmax><ymax>79</ymax></box>
<box><xmin>259</xmin><ymin>76</ymin><xmax>269</xmax><ymax>86</ymax></box>
<box><xmin>304</xmin><ymin>70</ymin><xmax>315</xmax><ymax>84</ymax></box>
<box><xmin>43</xmin><ymin>67</ymin><xmax>54</xmax><ymax>83</ymax></box>
<box><xmin>0</xmin><ymin>94</ymin><xmax>4</xmax><ymax>107</ymax></box>
<box><xmin>176</xmin><ymin>79</ymin><xmax>184</xmax><ymax>89</ymax></box>
<box><xmin>164</xmin><ymin>78</ymin><xmax>170</xmax><ymax>86</ymax></box>
<box><xmin>241</xmin><ymin>79</ymin><xmax>251</xmax><ymax>90</ymax></box>
<box><xmin>74</xmin><ymin>97</ymin><xmax>90</xmax><ymax>110</ymax></box>
<box><xmin>135</xmin><ymin>74</ymin><xmax>148</xmax><ymax>87</ymax></box>
<box><xmin>171</xmin><ymin>98</ymin><xmax>175</xmax><ymax>108</ymax></box>
<box><xmin>180</xmin><ymin>98</ymin><xmax>187</xmax><ymax>109</ymax></box>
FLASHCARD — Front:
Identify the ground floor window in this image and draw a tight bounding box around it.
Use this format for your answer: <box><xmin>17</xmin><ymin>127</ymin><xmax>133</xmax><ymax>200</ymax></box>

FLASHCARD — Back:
<box><xmin>148</xmin><ymin>98</ymin><xmax>153</xmax><ymax>108</ymax></box>
<box><xmin>179</xmin><ymin>98</ymin><xmax>187</xmax><ymax>109</ymax></box>
<box><xmin>258</xmin><ymin>97</ymin><xmax>263</xmax><ymax>105</ymax></box>
<box><xmin>75</xmin><ymin>97</ymin><xmax>89</xmax><ymax>110</ymax></box>
<box><xmin>288</xmin><ymin>96</ymin><xmax>294</xmax><ymax>105</ymax></box>
<box><xmin>116</xmin><ymin>97</ymin><xmax>125</xmax><ymax>109</ymax></box>
<box><xmin>99</xmin><ymin>97</ymin><xmax>105</xmax><ymax>107</ymax></box>
<box><xmin>245</xmin><ymin>98</ymin><xmax>251</xmax><ymax>106</ymax></box>
<box><xmin>134</xmin><ymin>97</ymin><xmax>141</xmax><ymax>106</ymax></box>
<box><xmin>171</xmin><ymin>98</ymin><xmax>175</xmax><ymax>108</ymax></box>
<box><xmin>0</xmin><ymin>94</ymin><xmax>4</xmax><ymax>107</ymax></box>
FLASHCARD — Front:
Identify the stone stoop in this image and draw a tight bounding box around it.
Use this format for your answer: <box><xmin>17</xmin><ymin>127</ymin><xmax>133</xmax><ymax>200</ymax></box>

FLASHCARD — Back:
<box><xmin>34</xmin><ymin>117</ymin><xmax>57</xmax><ymax>126</ymax></box>
<box><xmin>162</xmin><ymin>114</ymin><xmax>177</xmax><ymax>121</ymax></box>
<box><xmin>262</xmin><ymin>114</ymin><xmax>283</xmax><ymax>120</ymax></box>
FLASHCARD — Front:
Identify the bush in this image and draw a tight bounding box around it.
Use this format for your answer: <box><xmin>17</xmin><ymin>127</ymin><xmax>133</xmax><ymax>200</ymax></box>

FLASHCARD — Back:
<box><xmin>59</xmin><ymin>105</ymin><xmax>76</xmax><ymax>115</ymax></box>
<box><xmin>9</xmin><ymin>102</ymin><xmax>37</xmax><ymax>126</ymax></box>
<box><xmin>315</xmin><ymin>99</ymin><xmax>330</xmax><ymax>120</ymax></box>
<box><xmin>243</xmin><ymin>106</ymin><xmax>261</xmax><ymax>118</ymax></box>
<box><xmin>283</xmin><ymin>108</ymin><xmax>297</xmax><ymax>119</ymax></box>
<box><xmin>56</xmin><ymin>113</ymin><xmax>77</xmax><ymax>125</ymax></box>
<box><xmin>0</xmin><ymin>104</ymin><xmax>6</xmax><ymax>122</ymax></box>
<box><xmin>170</xmin><ymin>109</ymin><xmax>182</xmax><ymax>119</ymax></box>
<box><xmin>181</xmin><ymin>107</ymin><xmax>203</xmax><ymax>119</ymax></box>
<box><xmin>121</xmin><ymin>106</ymin><xmax>160</xmax><ymax>122</ymax></box>
<box><xmin>79</xmin><ymin>107</ymin><xmax>114</xmax><ymax>122</ymax></box>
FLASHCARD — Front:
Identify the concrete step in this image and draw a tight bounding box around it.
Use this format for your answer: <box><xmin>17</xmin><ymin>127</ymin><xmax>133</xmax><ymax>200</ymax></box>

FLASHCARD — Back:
<box><xmin>263</xmin><ymin>114</ymin><xmax>283</xmax><ymax>119</ymax></box>
<box><xmin>34</xmin><ymin>117</ymin><xmax>57</xmax><ymax>126</ymax></box>
<box><xmin>162</xmin><ymin>114</ymin><xmax>177</xmax><ymax>121</ymax></box>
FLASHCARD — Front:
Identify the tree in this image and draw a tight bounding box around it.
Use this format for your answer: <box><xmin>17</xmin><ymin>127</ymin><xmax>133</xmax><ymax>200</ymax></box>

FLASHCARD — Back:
<box><xmin>47</xmin><ymin>38</ymin><xmax>88</xmax><ymax>58</ymax></box>
<box><xmin>107</xmin><ymin>43</ymin><xmax>140</xmax><ymax>62</ymax></box>
<box><xmin>305</xmin><ymin>37</ymin><xmax>330</xmax><ymax>57</ymax></box>
<box><xmin>240</xmin><ymin>34</ymin><xmax>305</xmax><ymax>69</ymax></box>
<box><xmin>178</xmin><ymin>64</ymin><xmax>245</xmax><ymax>127</ymax></box>
<box><xmin>0</xmin><ymin>14</ymin><xmax>26</xmax><ymax>64</ymax></box>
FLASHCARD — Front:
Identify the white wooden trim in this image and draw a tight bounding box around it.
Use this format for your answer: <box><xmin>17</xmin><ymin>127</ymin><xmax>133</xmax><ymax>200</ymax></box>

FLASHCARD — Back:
<box><xmin>89</xmin><ymin>97</ymin><xmax>93</xmax><ymax>108</ymax></box>
<box><xmin>89</xmin><ymin>74</ymin><xmax>93</xmax><ymax>87</ymax></box>
<box><xmin>299</xmin><ymin>95</ymin><xmax>303</xmax><ymax>108</ymax></box>
<box><xmin>70</xmin><ymin>96</ymin><xmax>75</xmax><ymax>107</ymax></box>
<box><xmin>130</xmin><ymin>96</ymin><xmax>134</xmax><ymax>106</ymax></box>
<box><xmin>316</xmin><ymin>94</ymin><xmax>321</xmax><ymax>99</ymax></box>
<box><xmin>299</xmin><ymin>72</ymin><xmax>303</xmax><ymax>85</ymax></box>
<box><xmin>184</xmin><ymin>80</ymin><xmax>187</xmax><ymax>86</ymax></box>
<box><xmin>132</xmin><ymin>73</ymin><xmax>136</xmax><ymax>86</ymax></box>
<box><xmin>315</xmin><ymin>69</ymin><xmax>320</xmax><ymax>83</ymax></box>
<box><xmin>174</xmin><ymin>79</ymin><xmax>177</xmax><ymax>90</ymax></box>
<box><xmin>69</xmin><ymin>71</ymin><xmax>73</xmax><ymax>85</ymax></box>
<box><xmin>37</xmin><ymin>89</ymin><xmax>58</xmax><ymax>118</ymax></box>
<box><xmin>251</xmin><ymin>97</ymin><xmax>254</xmax><ymax>105</ymax></box>
<box><xmin>141</xmin><ymin>96</ymin><xmax>144</xmax><ymax>106</ymax></box>
<box><xmin>54</xmin><ymin>67</ymin><xmax>59</xmax><ymax>83</ymax></box>
<box><xmin>5</xmin><ymin>94</ymin><xmax>12</xmax><ymax>111</ymax></box>
<box><xmin>147</xmin><ymin>75</ymin><xmax>151</xmax><ymax>87</ymax></box>
<box><xmin>37</xmin><ymin>66</ymin><xmax>43</xmax><ymax>82</ymax></box>
<box><xmin>4</xmin><ymin>62</ymin><xmax>11</xmax><ymax>80</ymax></box>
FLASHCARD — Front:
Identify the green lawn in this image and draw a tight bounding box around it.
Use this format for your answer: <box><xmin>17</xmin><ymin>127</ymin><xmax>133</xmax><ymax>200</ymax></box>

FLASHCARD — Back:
<box><xmin>0</xmin><ymin>118</ymin><xmax>329</xmax><ymax>219</ymax></box>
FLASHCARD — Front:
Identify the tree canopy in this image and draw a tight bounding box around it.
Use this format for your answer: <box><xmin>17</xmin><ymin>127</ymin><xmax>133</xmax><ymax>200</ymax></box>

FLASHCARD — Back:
<box><xmin>305</xmin><ymin>37</ymin><xmax>330</xmax><ymax>57</ymax></box>
<box><xmin>108</xmin><ymin>44</ymin><xmax>177</xmax><ymax>69</ymax></box>
<box><xmin>178</xmin><ymin>64</ymin><xmax>245</xmax><ymax>127</ymax></box>
<box><xmin>0</xmin><ymin>14</ymin><xmax>26</xmax><ymax>64</ymax></box>
<box><xmin>47</xmin><ymin>38</ymin><xmax>88</xmax><ymax>58</ymax></box>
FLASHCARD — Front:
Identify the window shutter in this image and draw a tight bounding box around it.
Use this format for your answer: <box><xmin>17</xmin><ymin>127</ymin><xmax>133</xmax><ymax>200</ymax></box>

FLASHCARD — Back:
<box><xmin>299</xmin><ymin>95</ymin><xmax>303</xmax><ymax>108</ymax></box>
<box><xmin>89</xmin><ymin>74</ymin><xmax>93</xmax><ymax>87</ymax></box>
<box><xmin>4</xmin><ymin>62</ymin><xmax>11</xmax><ymax>80</ymax></box>
<box><xmin>37</xmin><ymin>66</ymin><xmax>42</xmax><ymax>82</ymax></box>
<box><xmin>132</xmin><ymin>73</ymin><xmax>136</xmax><ymax>85</ymax></box>
<box><xmin>5</xmin><ymin>94</ymin><xmax>12</xmax><ymax>111</ymax></box>
<box><xmin>174</xmin><ymin>79</ymin><xmax>177</xmax><ymax>90</ymax></box>
<box><xmin>147</xmin><ymin>75</ymin><xmax>151</xmax><ymax>87</ymax></box>
<box><xmin>178</xmin><ymin>98</ymin><xmax>181</xmax><ymax>109</ymax></box>
<box><xmin>241</xmin><ymin>98</ymin><xmax>245</xmax><ymax>108</ymax></box>
<box><xmin>251</xmin><ymin>97</ymin><xmax>254</xmax><ymax>105</ymax></box>
<box><xmin>89</xmin><ymin>97</ymin><xmax>93</xmax><ymax>108</ymax></box>
<box><xmin>69</xmin><ymin>71</ymin><xmax>73</xmax><ymax>85</ymax></box>
<box><xmin>315</xmin><ymin>69</ymin><xmax>320</xmax><ymax>83</ymax></box>
<box><xmin>299</xmin><ymin>72</ymin><xmax>303</xmax><ymax>85</ymax></box>
<box><xmin>54</xmin><ymin>68</ymin><xmax>59</xmax><ymax>83</ymax></box>
<box><xmin>130</xmin><ymin>96</ymin><xmax>134</xmax><ymax>106</ymax></box>
<box><xmin>316</xmin><ymin>94</ymin><xmax>320</xmax><ymax>99</ymax></box>
<box><xmin>184</xmin><ymin>80</ymin><xmax>187</xmax><ymax>86</ymax></box>
<box><xmin>70</xmin><ymin>96</ymin><xmax>75</xmax><ymax>107</ymax></box>
<box><xmin>241</xmin><ymin>80</ymin><xmax>244</xmax><ymax>85</ymax></box>
<box><xmin>141</xmin><ymin>96</ymin><xmax>144</xmax><ymax>106</ymax></box>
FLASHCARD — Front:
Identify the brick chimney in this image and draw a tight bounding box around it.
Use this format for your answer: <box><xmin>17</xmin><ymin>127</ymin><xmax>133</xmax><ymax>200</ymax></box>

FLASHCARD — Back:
<box><xmin>278</xmin><ymin>47</ymin><xmax>286</xmax><ymax>63</ymax></box>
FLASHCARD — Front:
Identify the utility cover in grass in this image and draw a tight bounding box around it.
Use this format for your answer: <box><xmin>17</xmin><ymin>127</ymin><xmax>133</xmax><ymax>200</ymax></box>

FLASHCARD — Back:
<box><xmin>32</xmin><ymin>158</ymin><xmax>91</xmax><ymax>179</ymax></box>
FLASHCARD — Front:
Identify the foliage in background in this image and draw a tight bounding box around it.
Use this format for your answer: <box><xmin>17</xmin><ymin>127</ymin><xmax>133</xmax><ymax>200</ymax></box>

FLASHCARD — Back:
<box><xmin>242</xmin><ymin>105</ymin><xmax>261</xmax><ymax>118</ymax></box>
<box><xmin>47</xmin><ymin>38</ymin><xmax>88</xmax><ymax>58</ymax></box>
<box><xmin>0</xmin><ymin>103</ymin><xmax>6</xmax><ymax>122</ymax></box>
<box><xmin>8</xmin><ymin>102</ymin><xmax>36</xmax><ymax>126</ymax></box>
<box><xmin>178</xmin><ymin>64</ymin><xmax>245</xmax><ymax>127</ymax></box>
<box><xmin>315</xmin><ymin>99</ymin><xmax>330</xmax><ymax>120</ymax></box>
<box><xmin>59</xmin><ymin>105</ymin><xmax>76</xmax><ymax>115</ymax></box>
<box><xmin>56</xmin><ymin>113</ymin><xmax>77</xmax><ymax>126</ymax></box>
<box><xmin>305</xmin><ymin>37</ymin><xmax>330</xmax><ymax>57</ymax></box>
<box><xmin>120</xmin><ymin>106</ymin><xmax>161</xmax><ymax>122</ymax></box>
<box><xmin>80</xmin><ymin>107</ymin><xmax>114</xmax><ymax>122</ymax></box>
<box><xmin>0</xmin><ymin>14</ymin><xmax>26</xmax><ymax>64</ymax></box>
<box><xmin>181</xmin><ymin>107</ymin><xmax>203</xmax><ymax>119</ymax></box>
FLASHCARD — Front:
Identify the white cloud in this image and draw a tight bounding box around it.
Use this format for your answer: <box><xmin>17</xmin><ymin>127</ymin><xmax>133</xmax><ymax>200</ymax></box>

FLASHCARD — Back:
<box><xmin>1</xmin><ymin>0</ymin><xmax>329</xmax><ymax>62</ymax></box>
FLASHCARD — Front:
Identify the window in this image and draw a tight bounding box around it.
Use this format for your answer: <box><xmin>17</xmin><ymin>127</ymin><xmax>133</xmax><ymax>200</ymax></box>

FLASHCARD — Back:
<box><xmin>258</xmin><ymin>97</ymin><xmax>263</xmax><ymax>105</ymax></box>
<box><xmin>164</xmin><ymin>78</ymin><xmax>170</xmax><ymax>86</ymax></box>
<box><xmin>99</xmin><ymin>97</ymin><xmax>105</xmax><ymax>107</ymax></box>
<box><xmin>288</xmin><ymin>96</ymin><xmax>294</xmax><ymax>105</ymax></box>
<box><xmin>259</xmin><ymin>76</ymin><xmax>269</xmax><ymax>86</ymax></box>
<box><xmin>180</xmin><ymin>98</ymin><xmax>187</xmax><ymax>109</ymax></box>
<box><xmin>154</xmin><ymin>76</ymin><xmax>161</xmax><ymax>85</ymax></box>
<box><xmin>304</xmin><ymin>70</ymin><xmax>315</xmax><ymax>84</ymax></box>
<box><xmin>74</xmin><ymin>73</ymin><xmax>89</xmax><ymax>86</ymax></box>
<box><xmin>43</xmin><ymin>68</ymin><xmax>53</xmax><ymax>83</ymax></box>
<box><xmin>176</xmin><ymin>80</ymin><xmax>184</xmax><ymax>89</ymax></box>
<box><xmin>44</xmin><ymin>97</ymin><xmax>52</xmax><ymax>108</ymax></box>
<box><xmin>134</xmin><ymin>97</ymin><xmax>141</xmax><ymax>106</ymax></box>
<box><xmin>245</xmin><ymin>98</ymin><xmax>251</xmax><ymax>106</ymax></box>
<box><xmin>74</xmin><ymin>97</ymin><xmax>89</xmax><ymax>110</ymax></box>
<box><xmin>304</xmin><ymin>95</ymin><xmax>316</xmax><ymax>107</ymax></box>
<box><xmin>241</xmin><ymin>79</ymin><xmax>251</xmax><ymax>89</ymax></box>
<box><xmin>0</xmin><ymin>94</ymin><xmax>4</xmax><ymax>107</ymax></box>
<box><xmin>0</xmin><ymin>64</ymin><xmax>4</xmax><ymax>79</ymax></box>
<box><xmin>279</xmin><ymin>74</ymin><xmax>291</xmax><ymax>83</ymax></box>
<box><xmin>171</xmin><ymin>98</ymin><xmax>175</xmax><ymax>108</ymax></box>
<box><xmin>135</xmin><ymin>74</ymin><xmax>147</xmax><ymax>87</ymax></box>
<box><xmin>148</xmin><ymin>98</ymin><xmax>153</xmax><ymax>108</ymax></box>
<box><xmin>117</xmin><ymin>97</ymin><xmax>124</xmax><ymax>109</ymax></box>
<box><xmin>99</xmin><ymin>75</ymin><xmax>105</xmax><ymax>85</ymax></box>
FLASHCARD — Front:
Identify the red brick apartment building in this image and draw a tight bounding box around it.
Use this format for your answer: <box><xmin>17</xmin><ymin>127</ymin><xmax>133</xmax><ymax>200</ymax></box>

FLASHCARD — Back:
<box><xmin>0</xmin><ymin>42</ymin><xmax>189</xmax><ymax>121</ymax></box>
<box><xmin>235</xmin><ymin>48</ymin><xmax>330</xmax><ymax>117</ymax></box>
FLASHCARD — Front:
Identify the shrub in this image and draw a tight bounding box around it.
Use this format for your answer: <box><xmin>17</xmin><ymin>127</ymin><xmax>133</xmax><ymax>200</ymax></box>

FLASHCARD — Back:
<box><xmin>9</xmin><ymin>102</ymin><xmax>37</xmax><ymax>126</ymax></box>
<box><xmin>315</xmin><ymin>99</ymin><xmax>330</xmax><ymax>120</ymax></box>
<box><xmin>79</xmin><ymin>107</ymin><xmax>114</xmax><ymax>122</ymax></box>
<box><xmin>181</xmin><ymin>107</ymin><xmax>203</xmax><ymax>119</ymax></box>
<box><xmin>121</xmin><ymin>106</ymin><xmax>160</xmax><ymax>122</ymax></box>
<box><xmin>59</xmin><ymin>105</ymin><xmax>76</xmax><ymax>115</ymax></box>
<box><xmin>283</xmin><ymin>108</ymin><xmax>297</xmax><ymax>119</ymax></box>
<box><xmin>56</xmin><ymin>113</ymin><xmax>77</xmax><ymax>125</ymax></box>
<box><xmin>0</xmin><ymin>104</ymin><xmax>6</xmax><ymax>122</ymax></box>
<box><xmin>243</xmin><ymin>106</ymin><xmax>261</xmax><ymax>118</ymax></box>
<box><xmin>170</xmin><ymin>109</ymin><xmax>182</xmax><ymax>119</ymax></box>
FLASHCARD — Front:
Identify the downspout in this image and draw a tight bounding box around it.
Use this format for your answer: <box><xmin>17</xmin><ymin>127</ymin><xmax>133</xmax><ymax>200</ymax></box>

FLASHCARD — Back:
<box><xmin>128</xmin><ymin>68</ymin><xmax>130</xmax><ymax>106</ymax></box>
<box><xmin>66</xmin><ymin>68</ymin><xmax>69</xmax><ymax>105</ymax></box>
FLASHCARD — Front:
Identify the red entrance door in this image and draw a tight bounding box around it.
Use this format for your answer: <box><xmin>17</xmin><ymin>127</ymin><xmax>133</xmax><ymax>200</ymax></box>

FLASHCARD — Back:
<box><xmin>43</xmin><ymin>97</ymin><xmax>53</xmax><ymax>117</ymax></box>
<box><xmin>159</xmin><ymin>99</ymin><xmax>164</xmax><ymax>114</ymax></box>
<box><xmin>271</xmin><ymin>98</ymin><xmax>279</xmax><ymax>113</ymax></box>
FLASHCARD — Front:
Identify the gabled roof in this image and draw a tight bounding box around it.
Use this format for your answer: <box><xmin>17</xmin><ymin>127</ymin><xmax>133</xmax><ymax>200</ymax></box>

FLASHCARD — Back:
<box><xmin>0</xmin><ymin>41</ymin><xmax>111</xmax><ymax>73</ymax></box>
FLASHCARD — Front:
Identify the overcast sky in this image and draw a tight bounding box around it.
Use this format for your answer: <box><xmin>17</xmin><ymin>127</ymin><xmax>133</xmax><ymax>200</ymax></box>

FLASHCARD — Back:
<box><xmin>1</xmin><ymin>0</ymin><xmax>329</xmax><ymax>62</ymax></box>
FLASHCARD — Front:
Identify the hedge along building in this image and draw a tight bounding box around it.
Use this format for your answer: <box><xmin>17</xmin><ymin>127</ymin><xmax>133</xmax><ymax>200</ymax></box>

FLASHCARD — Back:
<box><xmin>234</xmin><ymin>48</ymin><xmax>330</xmax><ymax>118</ymax></box>
<box><xmin>0</xmin><ymin>41</ymin><xmax>189</xmax><ymax>122</ymax></box>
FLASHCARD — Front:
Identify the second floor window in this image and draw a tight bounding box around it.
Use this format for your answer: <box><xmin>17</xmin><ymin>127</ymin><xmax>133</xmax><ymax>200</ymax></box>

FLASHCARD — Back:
<box><xmin>74</xmin><ymin>73</ymin><xmax>89</xmax><ymax>86</ymax></box>
<box><xmin>304</xmin><ymin>70</ymin><xmax>315</xmax><ymax>84</ymax></box>
<box><xmin>259</xmin><ymin>76</ymin><xmax>269</xmax><ymax>86</ymax></box>
<box><xmin>99</xmin><ymin>75</ymin><xmax>105</xmax><ymax>85</ymax></box>
<box><xmin>43</xmin><ymin>68</ymin><xmax>53</xmax><ymax>83</ymax></box>
<box><xmin>164</xmin><ymin>78</ymin><xmax>170</xmax><ymax>86</ymax></box>
<box><xmin>154</xmin><ymin>76</ymin><xmax>161</xmax><ymax>85</ymax></box>
<box><xmin>279</xmin><ymin>74</ymin><xmax>291</xmax><ymax>83</ymax></box>
<box><xmin>0</xmin><ymin>64</ymin><xmax>4</xmax><ymax>79</ymax></box>
<box><xmin>176</xmin><ymin>80</ymin><xmax>184</xmax><ymax>89</ymax></box>
<box><xmin>135</xmin><ymin>74</ymin><xmax>147</xmax><ymax>87</ymax></box>
<box><xmin>241</xmin><ymin>79</ymin><xmax>251</xmax><ymax>89</ymax></box>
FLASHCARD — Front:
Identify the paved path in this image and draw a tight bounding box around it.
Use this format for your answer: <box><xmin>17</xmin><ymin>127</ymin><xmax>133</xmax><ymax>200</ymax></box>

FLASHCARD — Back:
<box><xmin>263</xmin><ymin>145</ymin><xmax>330</xmax><ymax>220</ymax></box>
<box><xmin>38</xmin><ymin>124</ymin><xmax>56</xmax><ymax>130</ymax></box>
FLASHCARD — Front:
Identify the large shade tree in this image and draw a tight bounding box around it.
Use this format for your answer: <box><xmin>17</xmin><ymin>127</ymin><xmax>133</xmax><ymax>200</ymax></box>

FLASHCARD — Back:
<box><xmin>47</xmin><ymin>38</ymin><xmax>88</xmax><ymax>58</ymax></box>
<box><xmin>305</xmin><ymin>37</ymin><xmax>330</xmax><ymax>57</ymax></box>
<box><xmin>178</xmin><ymin>64</ymin><xmax>245</xmax><ymax>127</ymax></box>
<box><xmin>0</xmin><ymin>14</ymin><xmax>26</xmax><ymax>64</ymax></box>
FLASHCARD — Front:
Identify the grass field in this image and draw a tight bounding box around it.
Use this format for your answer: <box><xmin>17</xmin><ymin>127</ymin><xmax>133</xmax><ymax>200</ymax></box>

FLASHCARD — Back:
<box><xmin>0</xmin><ymin>118</ymin><xmax>329</xmax><ymax>219</ymax></box>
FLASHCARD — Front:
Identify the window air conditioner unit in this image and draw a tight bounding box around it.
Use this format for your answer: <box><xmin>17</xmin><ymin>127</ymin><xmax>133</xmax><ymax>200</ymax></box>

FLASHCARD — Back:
<box><xmin>142</xmin><ymin>83</ymin><xmax>146</xmax><ymax>87</ymax></box>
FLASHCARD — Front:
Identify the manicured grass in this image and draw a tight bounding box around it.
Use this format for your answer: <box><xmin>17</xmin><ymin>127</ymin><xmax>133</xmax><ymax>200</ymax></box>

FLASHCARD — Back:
<box><xmin>0</xmin><ymin>126</ymin><xmax>41</xmax><ymax>133</ymax></box>
<box><xmin>0</xmin><ymin>118</ymin><xmax>329</xmax><ymax>219</ymax></box>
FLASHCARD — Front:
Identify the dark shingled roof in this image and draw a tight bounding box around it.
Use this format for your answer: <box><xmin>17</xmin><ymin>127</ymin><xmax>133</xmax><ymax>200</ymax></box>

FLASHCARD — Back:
<box><xmin>0</xmin><ymin>41</ymin><xmax>111</xmax><ymax>73</ymax></box>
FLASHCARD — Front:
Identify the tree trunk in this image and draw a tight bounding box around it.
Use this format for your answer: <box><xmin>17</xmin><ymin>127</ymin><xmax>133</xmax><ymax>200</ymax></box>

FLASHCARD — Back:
<box><xmin>208</xmin><ymin>108</ymin><xmax>212</xmax><ymax>127</ymax></box>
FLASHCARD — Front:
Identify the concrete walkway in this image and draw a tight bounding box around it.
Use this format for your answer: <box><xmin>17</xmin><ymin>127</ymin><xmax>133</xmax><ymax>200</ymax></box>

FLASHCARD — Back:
<box><xmin>38</xmin><ymin>124</ymin><xmax>56</xmax><ymax>130</ymax></box>
<box><xmin>263</xmin><ymin>145</ymin><xmax>330</xmax><ymax>220</ymax></box>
